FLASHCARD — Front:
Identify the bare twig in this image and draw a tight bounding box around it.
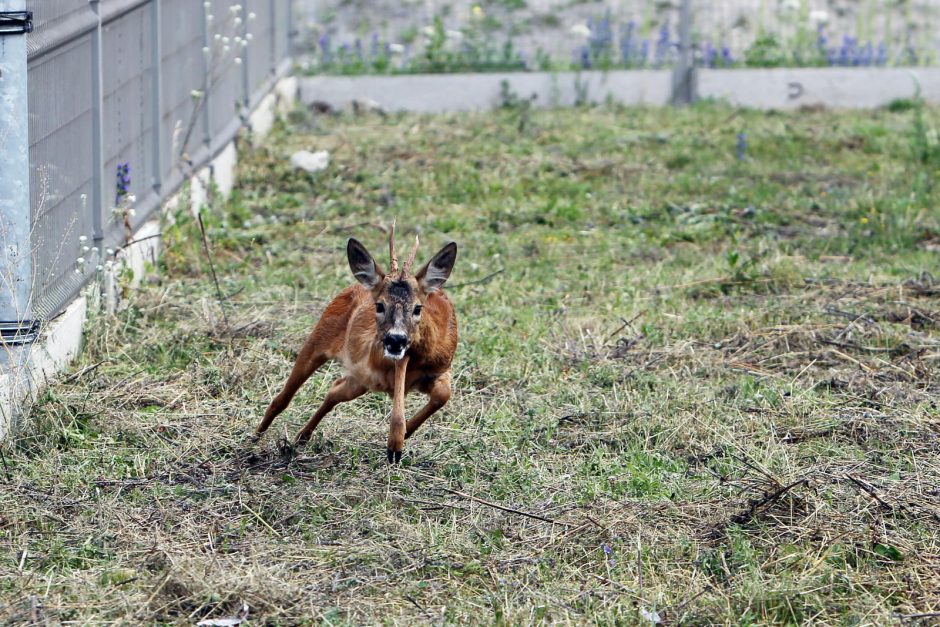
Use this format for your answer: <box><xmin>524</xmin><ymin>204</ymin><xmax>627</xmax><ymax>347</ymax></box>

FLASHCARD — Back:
<box><xmin>448</xmin><ymin>268</ymin><xmax>505</xmax><ymax>289</ymax></box>
<box><xmin>896</xmin><ymin>611</ymin><xmax>940</xmax><ymax>620</ymax></box>
<box><xmin>117</xmin><ymin>233</ymin><xmax>163</xmax><ymax>253</ymax></box>
<box><xmin>63</xmin><ymin>360</ymin><xmax>106</xmax><ymax>384</ymax></box>
<box><xmin>846</xmin><ymin>474</ymin><xmax>895</xmax><ymax>511</ymax></box>
<box><xmin>440</xmin><ymin>486</ymin><xmax>571</xmax><ymax>526</ymax></box>
<box><xmin>729</xmin><ymin>478</ymin><xmax>807</xmax><ymax>525</ymax></box>
<box><xmin>196</xmin><ymin>213</ymin><xmax>230</xmax><ymax>329</ymax></box>
<box><xmin>0</xmin><ymin>448</ymin><xmax>11</xmax><ymax>482</ymax></box>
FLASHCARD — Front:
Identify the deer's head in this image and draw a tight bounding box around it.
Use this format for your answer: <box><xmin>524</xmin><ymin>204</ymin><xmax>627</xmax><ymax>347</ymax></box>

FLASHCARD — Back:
<box><xmin>347</xmin><ymin>226</ymin><xmax>457</xmax><ymax>361</ymax></box>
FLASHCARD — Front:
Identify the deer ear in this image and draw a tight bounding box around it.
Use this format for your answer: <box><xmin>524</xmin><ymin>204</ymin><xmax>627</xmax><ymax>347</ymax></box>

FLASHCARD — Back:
<box><xmin>415</xmin><ymin>242</ymin><xmax>457</xmax><ymax>293</ymax></box>
<box><xmin>347</xmin><ymin>238</ymin><xmax>384</xmax><ymax>289</ymax></box>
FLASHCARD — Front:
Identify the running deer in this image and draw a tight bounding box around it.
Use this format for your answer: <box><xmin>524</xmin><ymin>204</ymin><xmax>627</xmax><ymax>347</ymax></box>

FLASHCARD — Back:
<box><xmin>255</xmin><ymin>226</ymin><xmax>458</xmax><ymax>463</ymax></box>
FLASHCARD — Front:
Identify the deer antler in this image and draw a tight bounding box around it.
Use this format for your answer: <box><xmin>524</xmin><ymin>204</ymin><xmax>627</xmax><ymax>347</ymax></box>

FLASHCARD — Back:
<box><xmin>388</xmin><ymin>219</ymin><xmax>399</xmax><ymax>274</ymax></box>
<box><xmin>402</xmin><ymin>234</ymin><xmax>420</xmax><ymax>276</ymax></box>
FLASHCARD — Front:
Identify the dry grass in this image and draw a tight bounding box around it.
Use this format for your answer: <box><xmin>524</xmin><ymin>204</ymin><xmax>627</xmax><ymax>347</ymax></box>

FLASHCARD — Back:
<box><xmin>1</xmin><ymin>104</ymin><xmax>940</xmax><ymax>624</ymax></box>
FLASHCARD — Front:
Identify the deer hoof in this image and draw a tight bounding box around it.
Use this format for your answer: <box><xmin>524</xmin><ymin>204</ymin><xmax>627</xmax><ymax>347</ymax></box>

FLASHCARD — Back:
<box><xmin>386</xmin><ymin>448</ymin><xmax>402</xmax><ymax>464</ymax></box>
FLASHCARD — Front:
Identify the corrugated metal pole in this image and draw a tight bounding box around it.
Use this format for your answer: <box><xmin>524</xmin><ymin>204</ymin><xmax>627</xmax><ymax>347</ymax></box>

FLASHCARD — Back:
<box><xmin>0</xmin><ymin>0</ymin><xmax>37</xmax><ymax>344</ymax></box>
<box><xmin>151</xmin><ymin>0</ymin><xmax>163</xmax><ymax>193</ymax></box>
<box><xmin>672</xmin><ymin>0</ymin><xmax>694</xmax><ymax>106</ymax></box>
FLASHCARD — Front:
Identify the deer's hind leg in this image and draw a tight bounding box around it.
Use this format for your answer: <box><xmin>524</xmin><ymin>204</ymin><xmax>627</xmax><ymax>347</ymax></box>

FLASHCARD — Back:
<box><xmin>256</xmin><ymin>287</ymin><xmax>360</xmax><ymax>435</ymax></box>
<box><xmin>295</xmin><ymin>376</ymin><xmax>367</xmax><ymax>444</ymax></box>
<box><xmin>256</xmin><ymin>349</ymin><xmax>328</xmax><ymax>435</ymax></box>
<box><xmin>405</xmin><ymin>371</ymin><xmax>452</xmax><ymax>440</ymax></box>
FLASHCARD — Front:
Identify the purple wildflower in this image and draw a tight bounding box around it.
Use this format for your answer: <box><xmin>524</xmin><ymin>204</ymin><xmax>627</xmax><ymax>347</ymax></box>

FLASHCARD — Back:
<box><xmin>115</xmin><ymin>163</ymin><xmax>131</xmax><ymax>205</ymax></box>
<box><xmin>620</xmin><ymin>20</ymin><xmax>637</xmax><ymax>66</ymax></box>
<box><xmin>875</xmin><ymin>42</ymin><xmax>887</xmax><ymax>65</ymax></box>
<box><xmin>577</xmin><ymin>45</ymin><xmax>591</xmax><ymax>69</ymax></box>
<box><xmin>703</xmin><ymin>42</ymin><xmax>716</xmax><ymax>68</ymax></box>
<box><xmin>318</xmin><ymin>33</ymin><xmax>332</xmax><ymax>63</ymax></box>
<box><xmin>654</xmin><ymin>22</ymin><xmax>671</xmax><ymax>65</ymax></box>
<box><xmin>736</xmin><ymin>133</ymin><xmax>747</xmax><ymax>161</ymax></box>
<box><xmin>720</xmin><ymin>45</ymin><xmax>733</xmax><ymax>66</ymax></box>
<box><xmin>588</xmin><ymin>10</ymin><xmax>613</xmax><ymax>59</ymax></box>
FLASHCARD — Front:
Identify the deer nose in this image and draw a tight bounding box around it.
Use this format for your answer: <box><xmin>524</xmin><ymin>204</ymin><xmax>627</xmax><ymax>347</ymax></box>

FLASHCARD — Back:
<box><xmin>384</xmin><ymin>333</ymin><xmax>408</xmax><ymax>354</ymax></box>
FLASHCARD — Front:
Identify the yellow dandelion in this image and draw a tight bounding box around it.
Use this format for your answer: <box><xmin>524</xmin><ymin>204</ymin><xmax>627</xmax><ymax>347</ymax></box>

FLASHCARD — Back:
<box><xmin>860</xmin><ymin>216</ymin><xmax>869</xmax><ymax>224</ymax></box>
<box><xmin>472</xmin><ymin>5</ymin><xmax>484</xmax><ymax>18</ymax></box>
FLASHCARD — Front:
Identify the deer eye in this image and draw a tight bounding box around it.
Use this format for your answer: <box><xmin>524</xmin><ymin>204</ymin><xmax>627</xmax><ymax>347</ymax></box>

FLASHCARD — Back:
<box><xmin>375</xmin><ymin>302</ymin><xmax>386</xmax><ymax>314</ymax></box>
<box><xmin>413</xmin><ymin>305</ymin><xmax>423</xmax><ymax>316</ymax></box>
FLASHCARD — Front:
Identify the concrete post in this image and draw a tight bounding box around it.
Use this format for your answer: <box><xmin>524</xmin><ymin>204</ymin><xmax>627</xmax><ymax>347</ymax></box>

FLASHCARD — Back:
<box><xmin>0</xmin><ymin>0</ymin><xmax>35</xmax><ymax>342</ymax></box>
<box><xmin>671</xmin><ymin>0</ymin><xmax>695</xmax><ymax>105</ymax></box>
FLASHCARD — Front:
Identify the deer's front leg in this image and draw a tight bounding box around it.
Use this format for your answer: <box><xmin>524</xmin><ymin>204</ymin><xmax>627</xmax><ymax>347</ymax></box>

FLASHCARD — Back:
<box><xmin>387</xmin><ymin>356</ymin><xmax>410</xmax><ymax>464</ymax></box>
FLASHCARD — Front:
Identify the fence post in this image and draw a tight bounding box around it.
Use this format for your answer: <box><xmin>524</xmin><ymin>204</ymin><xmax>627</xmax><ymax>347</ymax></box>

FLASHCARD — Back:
<box><xmin>270</xmin><ymin>0</ymin><xmax>277</xmax><ymax>74</ymax></box>
<box><xmin>286</xmin><ymin>0</ymin><xmax>294</xmax><ymax>56</ymax></box>
<box><xmin>151</xmin><ymin>0</ymin><xmax>163</xmax><ymax>194</ymax></box>
<box><xmin>672</xmin><ymin>0</ymin><xmax>695</xmax><ymax>105</ymax></box>
<box><xmin>89</xmin><ymin>0</ymin><xmax>106</xmax><ymax>253</ymax></box>
<box><xmin>200</xmin><ymin>0</ymin><xmax>211</xmax><ymax>147</ymax></box>
<box><xmin>240</xmin><ymin>4</ymin><xmax>251</xmax><ymax>110</ymax></box>
<box><xmin>0</xmin><ymin>0</ymin><xmax>37</xmax><ymax>345</ymax></box>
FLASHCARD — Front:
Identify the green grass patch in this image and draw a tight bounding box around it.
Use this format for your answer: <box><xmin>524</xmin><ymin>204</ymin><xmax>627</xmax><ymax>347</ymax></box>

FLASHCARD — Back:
<box><xmin>1</xmin><ymin>102</ymin><xmax>940</xmax><ymax>623</ymax></box>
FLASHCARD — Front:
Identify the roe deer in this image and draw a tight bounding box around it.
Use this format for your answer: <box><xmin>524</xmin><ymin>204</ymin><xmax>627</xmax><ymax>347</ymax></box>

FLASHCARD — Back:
<box><xmin>256</xmin><ymin>225</ymin><xmax>458</xmax><ymax>463</ymax></box>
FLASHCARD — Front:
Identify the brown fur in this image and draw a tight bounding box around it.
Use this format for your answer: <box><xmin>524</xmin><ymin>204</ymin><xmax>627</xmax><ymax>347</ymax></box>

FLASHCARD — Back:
<box><xmin>255</xmin><ymin>237</ymin><xmax>458</xmax><ymax>463</ymax></box>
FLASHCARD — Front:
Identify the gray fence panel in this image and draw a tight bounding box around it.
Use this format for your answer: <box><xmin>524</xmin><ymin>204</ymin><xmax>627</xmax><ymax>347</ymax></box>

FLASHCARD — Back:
<box><xmin>25</xmin><ymin>0</ymin><xmax>96</xmax><ymax>59</ymax></box>
<box><xmin>208</xmin><ymin>0</ymin><xmax>246</xmax><ymax>139</ymax></box>
<box><xmin>160</xmin><ymin>0</ymin><xmax>206</xmax><ymax>185</ymax></box>
<box><xmin>274</xmin><ymin>0</ymin><xmax>290</xmax><ymax>62</ymax></box>
<box><xmin>27</xmin><ymin>35</ymin><xmax>97</xmax><ymax>320</ymax></box>
<box><xmin>101</xmin><ymin>3</ymin><xmax>157</xmax><ymax>245</ymax></box>
<box><xmin>19</xmin><ymin>0</ymin><xmax>291</xmax><ymax>320</ymax></box>
<box><xmin>246</xmin><ymin>0</ymin><xmax>276</xmax><ymax>98</ymax></box>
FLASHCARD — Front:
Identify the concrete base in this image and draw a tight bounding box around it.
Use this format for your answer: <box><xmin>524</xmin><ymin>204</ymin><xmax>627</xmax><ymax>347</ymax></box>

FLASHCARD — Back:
<box><xmin>249</xmin><ymin>75</ymin><xmax>299</xmax><ymax>145</ymax></box>
<box><xmin>0</xmin><ymin>74</ymin><xmax>297</xmax><ymax>440</ymax></box>
<box><xmin>698</xmin><ymin>67</ymin><xmax>940</xmax><ymax>110</ymax></box>
<box><xmin>300</xmin><ymin>70</ymin><xmax>673</xmax><ymax>113</ymax></box>
<box><xmin>0</xmin><ymin>296</ymin><xmax>86</xmax><ymax>439</ymax></box>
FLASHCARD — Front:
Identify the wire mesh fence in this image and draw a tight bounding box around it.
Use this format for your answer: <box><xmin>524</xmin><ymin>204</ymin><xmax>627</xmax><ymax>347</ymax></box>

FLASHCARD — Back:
<box><xmin>21</xmin><ymin>0</ymin><xmax>292</xmax><ymax>321</ymax></box>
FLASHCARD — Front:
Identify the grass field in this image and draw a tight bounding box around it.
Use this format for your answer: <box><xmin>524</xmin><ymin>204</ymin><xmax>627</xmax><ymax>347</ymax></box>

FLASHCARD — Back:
<box><xmin>1</xmin><ymin>101</ymin><xmax>940</xmax><ymax>625</ymax></box>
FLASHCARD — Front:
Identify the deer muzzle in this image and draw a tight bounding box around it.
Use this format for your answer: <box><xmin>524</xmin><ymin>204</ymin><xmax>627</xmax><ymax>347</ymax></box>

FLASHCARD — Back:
<box><xmin>383</xmin><ymin>333</ymin><xmax>409</xmax><ymax>361</ymax></box>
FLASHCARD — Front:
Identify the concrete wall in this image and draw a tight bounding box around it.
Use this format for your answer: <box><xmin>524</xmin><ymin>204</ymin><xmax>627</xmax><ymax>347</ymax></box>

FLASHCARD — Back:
<box><xmin>698</xmin><ymin>67</ymin><xmax>940</xmax><ymax>110</ymax></box>
<box><xmin>302</xmin><ymin>67</ymin><xmax>940</xmax><ymax>114</ymax></box>
<box><xmin>300</xmin><ymin>70</ymin><xmax>673</xmax><ymax>113</ymax></box>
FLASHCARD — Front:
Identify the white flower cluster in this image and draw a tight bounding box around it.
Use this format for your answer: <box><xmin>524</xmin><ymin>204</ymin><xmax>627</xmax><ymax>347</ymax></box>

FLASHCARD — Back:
<box><xmin>74</xmin><ymin>235</ymin><xmax>104</xmax><ymax>273</ymax></box>
<box><xmin>202</xmin><ymin>1</ymin><xmax>254</xmax><ymax>67</ymax></box>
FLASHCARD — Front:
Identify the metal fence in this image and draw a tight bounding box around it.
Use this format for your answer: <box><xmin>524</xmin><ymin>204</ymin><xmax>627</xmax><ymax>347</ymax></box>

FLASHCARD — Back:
<box><xmin>19</xmin><ymin>0</ymin><xmax>292</xmax><ymax>323</ymax></box>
